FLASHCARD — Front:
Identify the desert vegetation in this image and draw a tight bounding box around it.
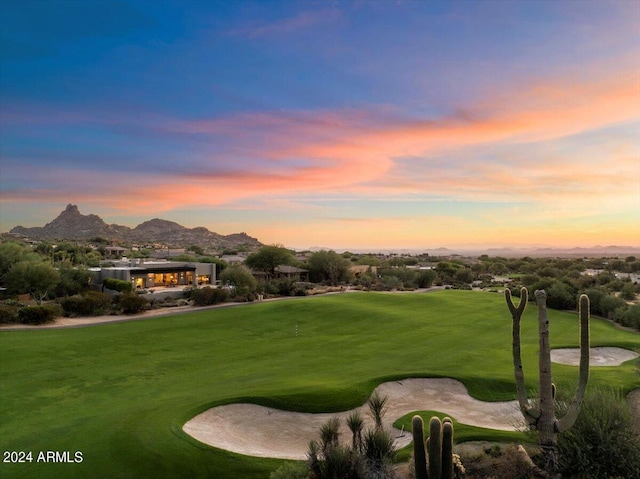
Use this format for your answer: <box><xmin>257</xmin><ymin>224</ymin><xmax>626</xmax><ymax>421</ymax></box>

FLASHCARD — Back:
<box><xmin>1</xmin><ymin>238</ymin><xmax>638</xmax><ymax>330</ymax></box>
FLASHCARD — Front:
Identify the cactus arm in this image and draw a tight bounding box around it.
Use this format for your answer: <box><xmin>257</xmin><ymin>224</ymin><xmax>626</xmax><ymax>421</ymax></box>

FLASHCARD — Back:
<box><xmin>442</xmin><ymin>419</ymin><xmax>454</xmax><ymax>479</ymax></box>
<box><xmin>412</xmin><ymin>416</ymin><xmax>427</xmax><ymax>479</ymax></box>
<box><xmin>428</xmin><ymin>416</ymin><xmax>442</xmax><ymax>479</ymax></box>
<box><xmin>506</xmin><ymin>288</ymin><xmax>536</xmax><ymax>424</ymax></box>
<box><xmin>557</xmin><ymin>294</ymin><xmax>590</xmax><ymax>432</ymax></box>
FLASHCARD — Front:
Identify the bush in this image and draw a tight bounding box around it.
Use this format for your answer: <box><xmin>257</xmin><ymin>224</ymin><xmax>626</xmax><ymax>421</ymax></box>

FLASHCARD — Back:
<box><xmin>416</xmin><ymin>270</ymin><xmax>436</xmax><ymax>288</ymax></box>
<box><xmin>59</xmin><ymin>291</ymin><xmax>112</xmax><ymax>317</ymax></box>
<box><xmin>614</xmin><ymin>304</ymin><xmax>640</xmax><ymax>330</ymax></box>
<box><xmin>269</xmin><ymin>461</ymin><xmax>309</xmax><ymax>479</ymax></box>
<box><xmin>116</xmin><ymin>294</ymin><xmax>148</xmax><ymax>314</ymax></box>
<box><xmin>545</xmin><ymin>281</ymin><xmax>577</xmax><ymax>310</ymax></box>
<box><xmin>599</xmin><ymin>294</ymin><xmax>627</xmax><ymax>319</ymax></box>
<box><xmin>460</xmin><ymin>444</ymin><xmax>539</xmax><ymax>479</ymax></box>
<box><xmin>189</xmin><ymin>287</ymin><xmax>228</xmax><ymax>306</ymax></box>
<box><xmin>102</xmin><ymin>277</ymin><xmax>133</xmax><ymax>293</ymax></box>
<box><xmin>0</xmin><ymin>303</ymin><xmax>19</xmax><ymax>323</ymax></box>
<box><xmin>557</xmin><ymin>386</ymin><xmax>640</xmax><ymax>479</ymax></box>
<box><xmin>16</xmin><ymin>305</ymin><xmax>62</xmax><ymax>324</ymax></box>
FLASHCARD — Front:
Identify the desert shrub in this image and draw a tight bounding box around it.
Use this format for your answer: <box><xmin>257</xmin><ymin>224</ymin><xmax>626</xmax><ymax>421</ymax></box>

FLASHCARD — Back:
<box><xmin>557</xmin><ymin>386</ymin><xmax>640</xmax><ymax>479</ymax></box>
<box><xmin>219</xmin><ymin>265</ymin><xmax>256</xmax><ymax>291</ymax></box>
<box><xmin>460</xmin><ymin>444</ymin><xmax>539</xmax><ymax>479</ymax></box>
<box><xmin>260</xmin><ymin>280</ymin><xmax>280</xmax><ymax>296</ymax></box>
<box><xmin>0</xmin><ymin>303</ymin><xmax>19</xmax><ymax>323</ymax></box>
<box><xmin>584</xmin><ymin>288</ymin><xmax>606</xmax><ymax>316</ymax></box>
<box><xmin>614</xmin><ymin>304</ymin><xmax>640</xmax><ymax>330</ymax></box>
<box><xmin>59</xmin><ymin>291</ymin><xmax>112</xmax><ymax>317</ymax></box>
<box><xmin>599</xmin><ymin>294</ymin><xmax>627</xmax><ymax>319</ymax></box>
<box><xmin>381</xmin><ymin>276</ymin><xmax>403</xmax><ymax>291</ymax></box>
<box><xmin>545</xmin><ymin>281</ymin><xmax>577</xmax><ymax>310</ymax></box>
<box><xmin>189</xmin><ymin>287</ymin><xmax>228</xmax><ymax>306</ymax></box>
<box><xmin>415</xmin><ymin>270</ymin><xmax>436</xmax><ymax>288</ymax></box>
<box><xmin>17</xmin><ymin>304</ymin><xmax>62</xmax><ymax>324</ymax></box>
<box><xmin>361</xmin><ymin>428</ymin><xmax>396</xmax><ymax>474</ymax></box>
<box><xmin>305</xmin><ymin>395</ymin><xmax>397</xmax><ymax>479</ymax></box>
<box><xmin>55</xmin><ymin>265</ymin><xmax>93</xmax><ymax>297</ymax></box>
<box><xmin>379</xmin><ymin>267</ymin><xmax>417</xmax><ymax>289</ymax></box>
<box><xmin>102</xmin><ymin>277</ymin><xmax>133</xmax><ymax>293</ymax></box>
<box><xmin>308</xmin><ymin>440</ymin><xmax>360</xmax><ymax>479</ymax></box>
<box><xmin>293</xmin><ymin>286</ymin><xmax>308</xmax><ymax>296</ymax></box>
<box><xmin>276</xmin><ymin>279</ymin><xmax>297</xmax><ymax>296</ymax></box>
<box><xmin>116</xmin><ymin>293</ymin><xmax>148</xmax><ymax>314</ymax></box>
<box><xmin>269</xmin><ymin>461</ymin><xmax>309</xmax><ymax>479</ymax></box>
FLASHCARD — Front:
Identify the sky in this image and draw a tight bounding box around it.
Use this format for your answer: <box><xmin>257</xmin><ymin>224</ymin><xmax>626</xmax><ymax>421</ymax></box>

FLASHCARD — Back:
<box><xmin>0</xmin><ymin>0</ymin><xmax>639</xmax><ymax>250</ymax></box>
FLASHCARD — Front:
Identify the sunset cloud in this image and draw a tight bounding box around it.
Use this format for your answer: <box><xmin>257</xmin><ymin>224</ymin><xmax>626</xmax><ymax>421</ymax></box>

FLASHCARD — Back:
<box><xmin>1</xmin><ymin>1</ymin><xmax>638</xmax><ymax>248</ymax></box>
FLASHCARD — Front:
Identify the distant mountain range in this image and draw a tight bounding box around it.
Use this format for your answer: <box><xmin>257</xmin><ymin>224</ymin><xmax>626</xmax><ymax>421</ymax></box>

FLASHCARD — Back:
<box><xmin>306</xmin><ymin>245</ymin><xmax>640</xmax><ymax>258</ymax></box>
<box><xmin>9</xmin><ymin>204</ymin><xmax>262</xmax><ymax>250</ymax></box>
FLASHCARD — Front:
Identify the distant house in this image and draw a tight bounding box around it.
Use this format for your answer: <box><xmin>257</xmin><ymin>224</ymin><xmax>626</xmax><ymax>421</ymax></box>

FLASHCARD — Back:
<box><xmin>99</xmin><ymin>259</ymin><xmax>216</xmax><ymax>289</ymax></box>
<box><xmin>250</xmin><ymin>265</ymin><xmax>309</xmax><ymax>282</ymax></box>
<box><xmin>275</xmin><ymin>265</ymin><xmax>309</xmax><ymax>281</ymax></box>
<box><xmin>220</xmin><ymin>255</ymin><xmax>246</xmax><ymax>265</ymax></box>
<box><xmin>103</xmin><ymin>246</ymin><xmax>127</xmax><ymax>259</ymax></box>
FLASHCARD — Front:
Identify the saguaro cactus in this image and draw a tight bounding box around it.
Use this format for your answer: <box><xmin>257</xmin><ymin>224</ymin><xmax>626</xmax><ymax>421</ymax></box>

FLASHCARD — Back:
<box><xmin>412</xmin><ymin>416</ymin><xmax>427</xmax><ymax>479</ymax></box>
<box><xmin>428</xmin><ymin>416</ymin><xmax>442</xmax><ymax>479</ymax></box>
<box><xmin>505</xmin><ymin>288</ymin><xmax>590</xmax><ymax>476</ymax></box>
<box><xmin>412</xmin><ymin>415</ymin><xmax>454</xmax><ymax>479</ymax></box>
<box><xmin>441</xmin><ymin>418</ymin><xmax>454</xmax><ymax>479</ymax></box>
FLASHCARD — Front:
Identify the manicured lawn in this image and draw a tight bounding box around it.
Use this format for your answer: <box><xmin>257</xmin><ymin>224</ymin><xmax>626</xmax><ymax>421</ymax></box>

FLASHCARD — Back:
<box><xmin>1</xmin><ymin>290</ymin><xmax>638</xmax><ymax>478</ymax></box>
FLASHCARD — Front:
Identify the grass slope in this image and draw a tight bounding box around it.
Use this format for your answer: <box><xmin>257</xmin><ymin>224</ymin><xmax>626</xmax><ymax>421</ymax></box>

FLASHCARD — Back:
<box><xmin>1</xmin><ymin>291</ymin><xmax>638</xmax><ymax>478</ymax></box>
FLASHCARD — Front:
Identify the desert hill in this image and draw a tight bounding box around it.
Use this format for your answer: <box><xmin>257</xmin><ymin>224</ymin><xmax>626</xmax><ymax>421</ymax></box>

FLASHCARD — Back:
<box><xmin>9</xmin><ymin>204</ymin><xmax>262</xmax><ymax>250</ymax></box>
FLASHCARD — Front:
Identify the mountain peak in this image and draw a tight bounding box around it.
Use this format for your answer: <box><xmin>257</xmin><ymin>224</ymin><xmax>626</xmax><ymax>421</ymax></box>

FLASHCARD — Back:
<box><xmin>64</xmin><ymin>203</ymin><xmax>80</xmax><ymax>214</ymax></box>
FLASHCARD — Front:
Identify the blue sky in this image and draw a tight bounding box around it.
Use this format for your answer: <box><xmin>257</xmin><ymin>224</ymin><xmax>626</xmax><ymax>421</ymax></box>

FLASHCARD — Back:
<box><xmin>1</xmin><ymin>0</ymin><xmax>639</xmax><ymax>249</ymax></box>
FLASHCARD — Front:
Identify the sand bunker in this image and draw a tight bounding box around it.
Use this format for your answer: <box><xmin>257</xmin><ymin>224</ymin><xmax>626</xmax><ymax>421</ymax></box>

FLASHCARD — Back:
<box><xmin>183</xmin><ymin>378</ymin><xmax>522</xmax><ymax>460</ymax></box>
<box><xmin>551</xmin><ymin>346</ymin><xmax>639</xmax><ymax>366</ymax></box>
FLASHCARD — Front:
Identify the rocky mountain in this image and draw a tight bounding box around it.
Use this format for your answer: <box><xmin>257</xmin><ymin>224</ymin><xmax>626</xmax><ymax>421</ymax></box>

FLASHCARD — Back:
<box><xmin>9</xmin><ymin>204</ymin><xmax>262</xmax><ymax>250</ymax></box>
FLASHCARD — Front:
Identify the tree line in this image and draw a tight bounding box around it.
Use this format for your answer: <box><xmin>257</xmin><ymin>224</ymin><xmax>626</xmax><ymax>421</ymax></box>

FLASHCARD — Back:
<box><xmin>1</xmin><ymin>238</ymin><xmax>638</xmax><ymax>330</ymax></box>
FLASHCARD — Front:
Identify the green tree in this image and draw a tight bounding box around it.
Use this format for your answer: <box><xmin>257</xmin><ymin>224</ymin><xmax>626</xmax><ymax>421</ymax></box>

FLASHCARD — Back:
<box><xmin>416</xmin><ymin>269</ymin><xmax>436</xmax><ymax>288</ymax></box>
<box><xmin>171</xmin><ymin>254</ymin><xmax>197</xmax><ymax>262</ymax></box>
<box><xmin>245</xmin><ymin>245</ymin><xmax>294</xmax><ymax>279</ymax></box>
<box><xmin>186</xmin><ymin>245</ymin><xmax>204</xmax><ymax>256</ymax></box>
<box><xmin>55</xmin><ymin>265</ymin><xmax>93</xmax><ymax>297</ymax></box>
<box><xmin>454</xmin><ymin>268</ymin><xmax>474</xmax><ymax>284</ymax></box>
<box><xmin>307</xmin><ymin>250</ymin><xmax>350</xmax><ymax>285</ymax></box>
<box><xmin>4</xmin><ymin>261</ymin><xmax>60</xmax><ymax>304</ymax></box>
<box><xmin>621</xmin><ymin>282</ymin><xmax>636</xmax><ymax>301</ymax></box>
<box><xmin>219</xmin><ymin>265</ymin><xmax>257</xmax><ymax>291</ymax></box>
<box><xmin>0</xmin><ymin>240</ymin><xmax>32</xmax><ymax>277</ymax></box>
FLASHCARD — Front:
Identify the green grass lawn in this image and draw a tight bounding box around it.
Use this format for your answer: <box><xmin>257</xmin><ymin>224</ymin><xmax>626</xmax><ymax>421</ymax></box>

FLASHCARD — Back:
<box><xmin>1</xmin><ymin>290</ymin><xmax>638</xmax><ymax>478</ymax></box>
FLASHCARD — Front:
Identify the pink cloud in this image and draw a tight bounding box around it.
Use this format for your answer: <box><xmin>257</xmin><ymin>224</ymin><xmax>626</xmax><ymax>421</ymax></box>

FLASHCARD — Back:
<box><xmin>3</xmin><ymin>57</ymin><xmax>638</xmax><ymax>220</ymax></box>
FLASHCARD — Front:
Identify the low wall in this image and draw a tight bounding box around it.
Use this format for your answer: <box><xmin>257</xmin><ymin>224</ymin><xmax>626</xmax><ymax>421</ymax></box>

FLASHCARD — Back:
<box><xmin>140</xmin><ymin>290</ymin><xmax>186</xmax><ymax>301</ymax></box>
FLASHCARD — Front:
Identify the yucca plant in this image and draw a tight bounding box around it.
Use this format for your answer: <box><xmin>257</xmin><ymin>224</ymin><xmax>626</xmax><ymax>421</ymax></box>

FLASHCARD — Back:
<box><xmin>318</xmin><ymin>417</ymin><xmax>341</xmax><ymax>454</ymax></box>
<box><xmin>347</xmin><ymin>410</ymin><xmax>364</xmax><ymax>452</ymax></box>
<box><xmin>368</xmin><ymin>391</ymin><xmax>388</xmax><ymax>430</ymax></box>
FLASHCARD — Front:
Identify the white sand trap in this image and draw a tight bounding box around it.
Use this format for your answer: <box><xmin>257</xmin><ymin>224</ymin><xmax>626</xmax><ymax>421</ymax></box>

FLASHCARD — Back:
<box><xmin>551</xmin><ymin>347</ymin><xmax>639</xmax><ymax>366</ymax></box>
<box><xmin>183</xmin><ymin>378</ymin><xmax>522</xmax><ymax>460</ymax></box>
